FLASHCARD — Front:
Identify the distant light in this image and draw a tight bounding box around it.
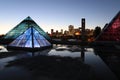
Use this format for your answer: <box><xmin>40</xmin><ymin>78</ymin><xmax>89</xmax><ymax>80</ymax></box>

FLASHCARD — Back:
<box><xmin>75</xmin><ymin>32</ymin><xmax>80</xmax><ymax>35</ymax></box>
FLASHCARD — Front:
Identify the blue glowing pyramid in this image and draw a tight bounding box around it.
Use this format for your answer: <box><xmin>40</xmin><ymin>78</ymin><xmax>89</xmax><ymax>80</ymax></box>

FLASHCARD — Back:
<box><xmin>7</xmin><ymin>26</ymin><xmax>52</xmax><ymax>51</ymax></box>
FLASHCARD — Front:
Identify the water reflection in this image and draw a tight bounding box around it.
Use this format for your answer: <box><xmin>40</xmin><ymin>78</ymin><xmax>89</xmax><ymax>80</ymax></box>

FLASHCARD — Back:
<box><xmin>0</xmin><ymin>45</ymin><xmax>96</xmax><ymax>80</ymax></box>
<box><xmin>81</xmin><ymin>46</ymin><xmax>85</xmax><ymax>61</ymax></box>
<box><xmin>50</xmin><ymin>45</ymin><xmax>87</xmax><ymax>58</ymax></box>
<box><xmin>5</xmin><ymin>52</ymin><xmax>95</xmax><ymax>80</ymax></box>
<box><xmin>0</xmin><ymin>45</ymin><xmax>119</xmax><ymax>80</ymax></box>
<box><xmin>30</xmin><ymin>49</ymin><xmax>51</xmax><ymax>57</ymax></box>
<box><xmin>0</xmin><ymin>45</ymin><xmax>8</xmax><ymax>52</ymax></box>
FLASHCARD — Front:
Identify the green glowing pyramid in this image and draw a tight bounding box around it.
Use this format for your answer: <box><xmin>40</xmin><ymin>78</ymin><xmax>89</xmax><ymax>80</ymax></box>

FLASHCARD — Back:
<box><xmin>3</xmin><ymin>16</ymin><xmax>51</xmax><ymax>41</ymax></box>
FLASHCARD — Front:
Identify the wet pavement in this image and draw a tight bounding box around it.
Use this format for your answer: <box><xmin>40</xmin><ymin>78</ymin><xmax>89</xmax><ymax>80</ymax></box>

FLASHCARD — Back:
<box><xmin>0</xmin><ymin>45</ymin><xmax>119</xmax><ymax>80</ymax></box>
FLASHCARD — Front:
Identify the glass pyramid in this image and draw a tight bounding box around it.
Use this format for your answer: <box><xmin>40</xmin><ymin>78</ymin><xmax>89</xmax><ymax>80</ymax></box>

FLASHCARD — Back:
<box><xmin>3</xmin><ymin>16</ymin><xmax>51</xmax><ymax>41</ymax></box>
<box><xmin>9</xmin><ymin>27</ymin><xmax>51</xmax><ymax>48</ymax></box>
<box><xmin>96</xmin><ymin>11</ymin><xmax>120</xmax><ymax>41</ymax></box>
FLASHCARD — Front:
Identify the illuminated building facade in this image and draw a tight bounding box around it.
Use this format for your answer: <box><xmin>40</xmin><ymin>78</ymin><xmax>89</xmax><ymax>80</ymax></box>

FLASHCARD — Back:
<box><xmin>50</xmin><ymin>25</ymin><xmax>81</xmax><ymax>38</ymax></box>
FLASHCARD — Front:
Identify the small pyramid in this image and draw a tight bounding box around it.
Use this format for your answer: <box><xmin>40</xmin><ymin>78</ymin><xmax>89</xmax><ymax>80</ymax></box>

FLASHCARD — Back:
<box><xmin>8</xmin><ymin>26</ymin><xmax>52</xmax><ymax>51</ymax></box>
<box><xmin>3</xmin><ymin>16</ymin><xmax>51</xmax><ymax>41</ymax></box>
<box><xmin>96</xmin><ymin>11</ymin><xmax>120</xmax><ymax>41</ymax></box>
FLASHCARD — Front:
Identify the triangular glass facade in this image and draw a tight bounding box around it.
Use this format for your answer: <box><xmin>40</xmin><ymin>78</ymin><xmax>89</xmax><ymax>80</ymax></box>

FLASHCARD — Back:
<box><xmin>3</xmin><ymin>16</ymin><xmax>51</xmax><ymax>41</ymax></box>
<box><xmin>96</xmin><ymin>11</ymin><xmax>120</xmax><ymax>41</ymax></box>
<box><xmin>9</xmin><ymin>27</ymin><xmax>51</xmax><ymax>48</ymax></box>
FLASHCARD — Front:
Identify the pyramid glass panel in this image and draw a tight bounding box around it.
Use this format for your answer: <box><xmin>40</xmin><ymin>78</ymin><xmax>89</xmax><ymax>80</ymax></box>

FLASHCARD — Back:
<box><xmin>96</xmin><ymin>11</ymin><xmax>120</xmax><ymax>41</ymax></box>
<box><xmin>25</xmin><ymin>36</ymin><xmax>32</xmax><ymax>48</ymax></box>
<box><xmin>9</xmin><ymin>27</ymin><xmax>51</xmax><ymax>48</ymax></box>
<box><xmin>33</xmin><ymin>37</ymin><xmax>40</xmax><ymax>47</ymax></box>
<box><xmin>3</xmin><ymin>16</ymin><xmax>51</xmax><ymax>41</ymax></box>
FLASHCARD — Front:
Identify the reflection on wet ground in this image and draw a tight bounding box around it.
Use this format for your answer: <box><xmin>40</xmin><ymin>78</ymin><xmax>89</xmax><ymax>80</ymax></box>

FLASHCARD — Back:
<box><xmin>0</xmin><ymin>45</ymin><xmax>120</xmax><ymax>80</ymax></box>
<box><xmin>6</xmin><ymin>55</ymin><xmax>95</xmax><ymax>80</ymax></box>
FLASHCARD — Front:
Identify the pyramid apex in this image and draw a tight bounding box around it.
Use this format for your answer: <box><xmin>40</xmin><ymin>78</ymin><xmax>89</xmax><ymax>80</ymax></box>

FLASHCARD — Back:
<box><xmin>27</xmin><ymin>16</ymin><xmax>31</xmax><ymax>18</ymax></box>
<box><xmin>24</xmin><ymin>16</ymin><xmax>33</xmax><ymax>21</ymax></box>
<box><xmin>118</xmin><ymin>11</ymin><xmax>120</xmax><ymax>14</ymax></box>
<box><xmin>3</xmin><ymin>15</ymin><xmax>51</xmax><ymax>41</ymax></box>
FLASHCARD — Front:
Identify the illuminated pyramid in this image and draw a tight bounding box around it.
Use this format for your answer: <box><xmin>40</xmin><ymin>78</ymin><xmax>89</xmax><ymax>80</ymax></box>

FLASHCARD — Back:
<box><xmin>3</xmin><ymin>16</ymin><xmax>51</xmax><ymax>42</ymax></box>
<box><xmin>96</xmin><ymin>11</ymin><xmax>120</xmax><ymax>41</ymax></box>
<box><xmin>7</xmin><ymin>26</ymin><xmax>52</xmax><ymax>51</ymax></box>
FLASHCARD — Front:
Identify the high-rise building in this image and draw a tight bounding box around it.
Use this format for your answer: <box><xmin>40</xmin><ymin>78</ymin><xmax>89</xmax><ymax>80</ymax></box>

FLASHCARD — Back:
<box><xmin>68</xmin><ymin>25</ymin><xmax>75</xmax><ymax>36</ymax></box>
<box><xmin>61</xmin><ymin>29</ymin><xmax>63</xmax><ymax>34</ymax></box>
<box><xmin>51</xmin><ymin>29</ymin><xmax>54</xmax><ymax>34</ymax></box>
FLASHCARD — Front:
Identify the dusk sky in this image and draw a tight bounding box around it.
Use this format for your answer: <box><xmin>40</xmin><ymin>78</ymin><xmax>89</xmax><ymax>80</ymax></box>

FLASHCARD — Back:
<box><xmin>0</xmin><ymin>0</ymin><xmax>120</xmax><ymax>34</ymax></box>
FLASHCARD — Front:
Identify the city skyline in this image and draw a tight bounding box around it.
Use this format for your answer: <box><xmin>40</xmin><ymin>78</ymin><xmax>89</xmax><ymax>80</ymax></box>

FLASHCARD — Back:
<box><xmin>0</xmin><ymin>0</ymin><xmax>120</xmax><ymax>34</ymax></box>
